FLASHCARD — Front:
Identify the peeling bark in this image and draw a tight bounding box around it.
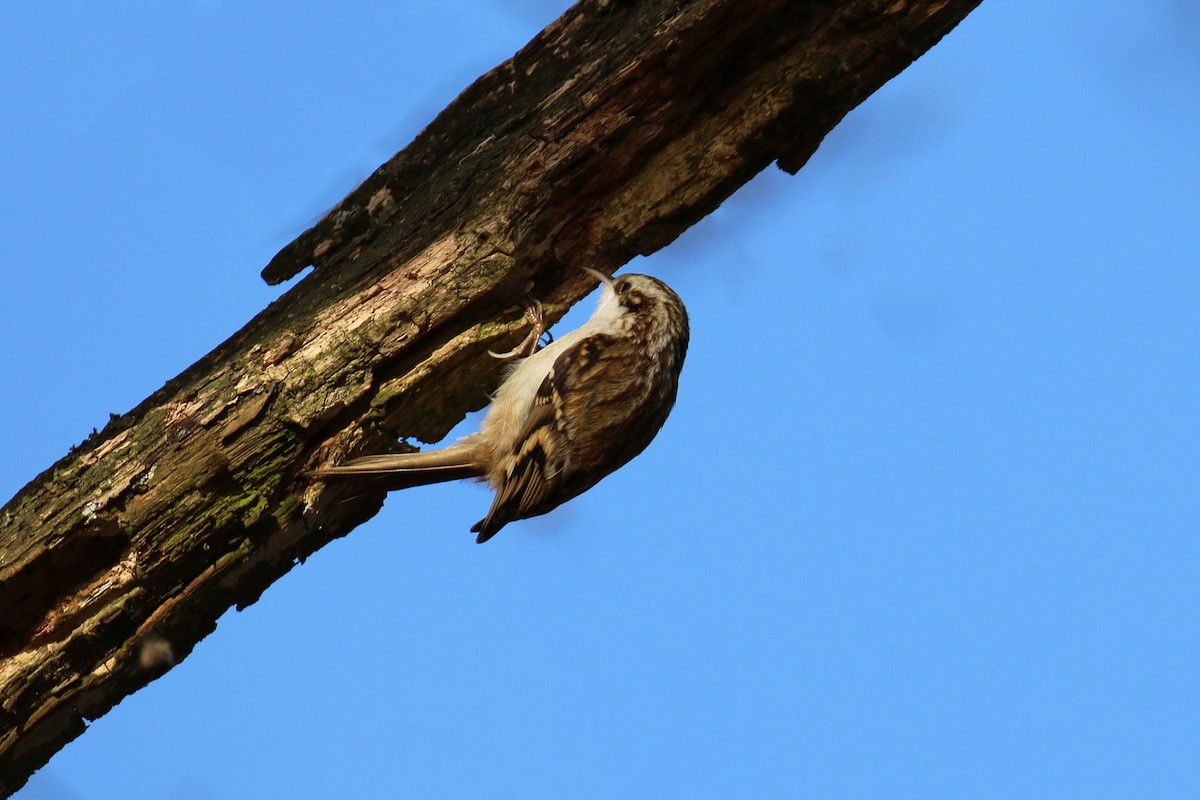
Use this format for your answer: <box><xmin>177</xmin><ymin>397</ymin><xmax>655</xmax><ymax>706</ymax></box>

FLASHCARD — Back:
<box><xmin>0</xmin><ymin>0</ymin><xmax>981</xmax><ymax>792</ymax></box>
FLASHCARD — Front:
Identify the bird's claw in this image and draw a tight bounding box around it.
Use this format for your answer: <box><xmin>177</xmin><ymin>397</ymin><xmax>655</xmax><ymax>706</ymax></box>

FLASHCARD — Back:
<box><xmin>488</xmin><ymin>299</ymin><xmax>550</xmax><ymax>360</ymax></box>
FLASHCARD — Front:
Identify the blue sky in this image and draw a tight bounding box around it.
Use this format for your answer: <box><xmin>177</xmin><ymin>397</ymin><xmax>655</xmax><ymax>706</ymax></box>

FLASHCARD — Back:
<box><xmin>4</xmin><ymin>2</ymin><xmax>1198</xmax><ymax>798</ymax></box>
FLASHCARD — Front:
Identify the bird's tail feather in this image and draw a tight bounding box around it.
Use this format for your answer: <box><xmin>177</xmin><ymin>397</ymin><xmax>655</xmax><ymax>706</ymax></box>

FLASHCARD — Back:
<box><xmin>308</xmin><ymin>443</ymin><xmax>486</xmax><ymax>492</ymax></box>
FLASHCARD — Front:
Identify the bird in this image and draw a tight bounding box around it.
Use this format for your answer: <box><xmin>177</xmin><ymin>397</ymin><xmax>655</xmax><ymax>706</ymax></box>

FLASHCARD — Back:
<box><xmin>309</xmin><ymin>268</ymin><xmax>689</xmax><ymax>543</ymax></box>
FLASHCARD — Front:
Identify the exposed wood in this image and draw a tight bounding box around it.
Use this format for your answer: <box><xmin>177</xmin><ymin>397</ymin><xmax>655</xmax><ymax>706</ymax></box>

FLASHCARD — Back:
<box><xmin>0</xmin><ymin>0</ymin><xmax>982</xmax><ymax>792</ymax></box>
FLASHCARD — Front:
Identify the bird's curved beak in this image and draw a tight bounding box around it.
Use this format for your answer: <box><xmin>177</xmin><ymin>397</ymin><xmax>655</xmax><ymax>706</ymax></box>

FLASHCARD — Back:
<box><xmin>580</xmin><ymin>266</ymin><xmax>616</xmax><ymax>292</ymax></box>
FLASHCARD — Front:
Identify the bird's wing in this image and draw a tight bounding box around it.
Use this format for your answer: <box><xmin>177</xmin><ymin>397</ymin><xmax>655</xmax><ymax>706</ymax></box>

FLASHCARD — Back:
<box><xmin>472</xmin><ymin>333</ymin><xmax>640</xmax><ymax>542</ymax></box>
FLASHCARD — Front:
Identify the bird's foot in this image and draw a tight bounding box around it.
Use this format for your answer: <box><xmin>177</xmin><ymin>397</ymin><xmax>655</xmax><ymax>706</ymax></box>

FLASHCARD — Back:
<box><xmin>488</xmin><ymin>299</ymin><xmax>552</xmax><ymax>360</ymax></box>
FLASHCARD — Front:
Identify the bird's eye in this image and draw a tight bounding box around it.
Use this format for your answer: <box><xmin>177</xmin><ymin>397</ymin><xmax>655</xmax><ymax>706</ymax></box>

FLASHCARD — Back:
<box><xmin>615</xmin><ymin>279</ymin><xmax>631</xmax><ymax>293</ymax></box>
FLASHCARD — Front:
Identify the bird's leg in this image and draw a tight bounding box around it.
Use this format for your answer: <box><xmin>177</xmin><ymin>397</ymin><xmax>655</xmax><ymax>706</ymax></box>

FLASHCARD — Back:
<box><xmin>488</xmin><ymin>299</ymin><xmax>551</xmax><ymax>360</ymax></box>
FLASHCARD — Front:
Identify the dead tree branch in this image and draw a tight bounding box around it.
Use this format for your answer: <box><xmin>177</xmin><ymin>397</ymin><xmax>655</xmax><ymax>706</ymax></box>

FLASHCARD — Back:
<box><xmin>0</xmin><ymin>0</ymin><xmax>981</xmax><ymax>792</ymax></box>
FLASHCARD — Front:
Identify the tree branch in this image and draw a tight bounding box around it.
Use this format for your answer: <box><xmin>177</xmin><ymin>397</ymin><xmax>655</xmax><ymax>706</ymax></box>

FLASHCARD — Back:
<box><xmin>0</xmin><ymin>0</ymin><xmax>981</xmax><ymax>791</ymax></box>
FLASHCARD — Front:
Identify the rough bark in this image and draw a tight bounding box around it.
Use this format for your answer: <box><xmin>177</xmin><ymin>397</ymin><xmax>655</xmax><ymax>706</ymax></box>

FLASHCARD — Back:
<box><xmin>0</xmin><ymin>0</ymin><xmax>981</xmax><ymax>792</ymax></box>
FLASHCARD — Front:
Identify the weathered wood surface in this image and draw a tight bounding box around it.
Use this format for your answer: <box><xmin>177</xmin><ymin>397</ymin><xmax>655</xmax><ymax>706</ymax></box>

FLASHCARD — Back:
<box><xmin>0</xmin><ymin>0</ymin><xmax>981</xmax><ymax>792</ymax></box>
